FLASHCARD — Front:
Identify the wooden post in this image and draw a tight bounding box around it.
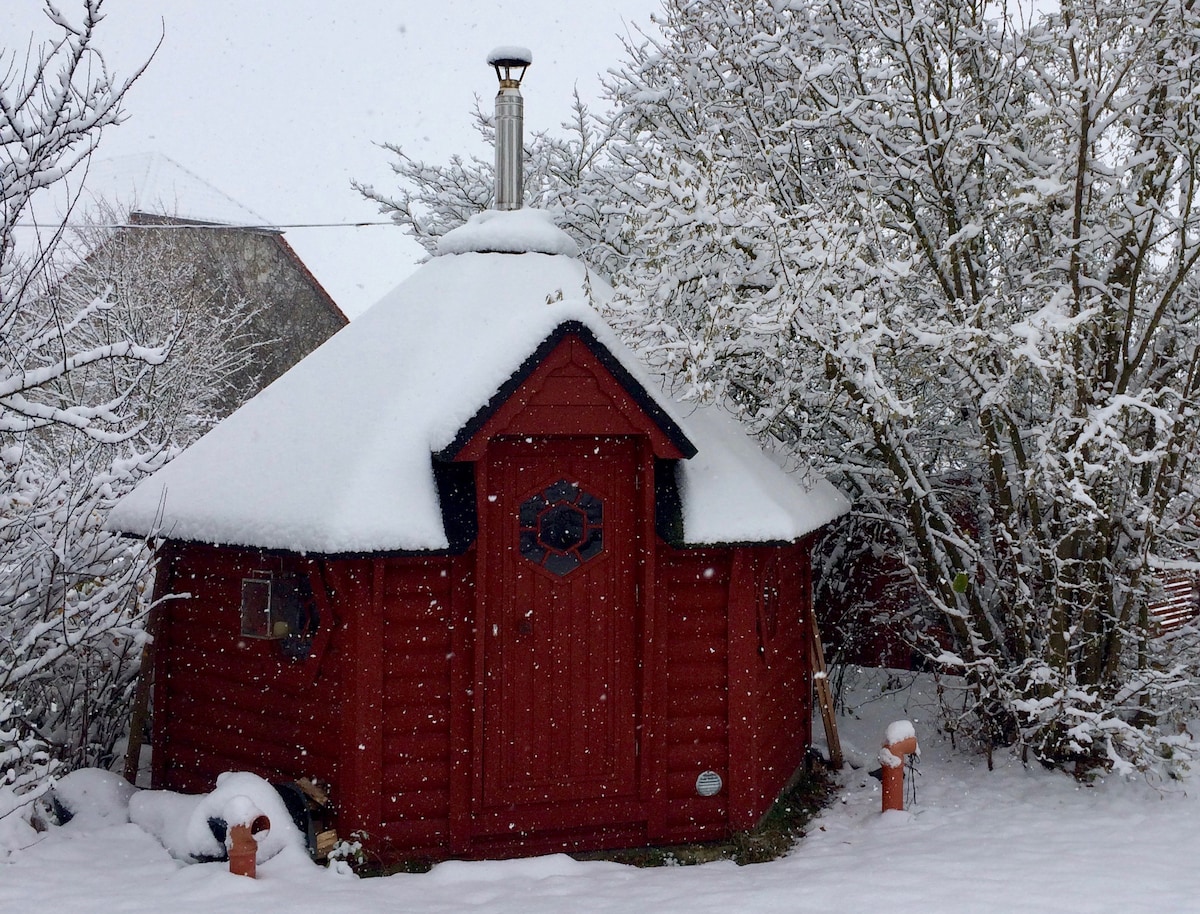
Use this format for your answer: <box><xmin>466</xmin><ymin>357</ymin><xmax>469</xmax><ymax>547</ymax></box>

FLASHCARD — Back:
<box><xmin>809</xmin><ymin>610</ymin><xmax>844</xmax><ymax>770</ymax></box>
<box><xmin>122</xmin><ymin>637</ymin><xmax>155</xmax><ymax>785</ymax></box>
<box><xmin>123</xmin><ymin>544</ymin><xmax>176</xmax><ymax>785</ymax></box>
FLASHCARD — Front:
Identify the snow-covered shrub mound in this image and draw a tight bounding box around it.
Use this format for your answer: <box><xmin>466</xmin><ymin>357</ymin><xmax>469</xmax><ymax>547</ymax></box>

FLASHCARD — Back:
<box><xmin>130</xmin><ymin>771</ymin><xmax>304</xmax><ymax>863</ymax></box>
<box><xmin>49</xmin><ymin>769</ymin><xmax>137</xmax><ymax>827</ymax></box>
<box><xmin>128</xmin><ymin>788</ymin><xmax>204</xmax><ymax>860</ymax></box>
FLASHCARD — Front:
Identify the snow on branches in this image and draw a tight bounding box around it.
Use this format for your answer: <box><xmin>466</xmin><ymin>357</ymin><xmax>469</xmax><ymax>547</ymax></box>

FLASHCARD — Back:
<box><xmin>1</xmin><ymin>0</ymin><xmax>157</xmax><ymax>821</ymax></box>
<box><xmin>366</xmin><ymin>0</ymin><xmax>1200</xmax><ymax>774</ymax></box>
<box><xmin>0</xmin><ymin>3</ymin><xmax>260</xmax><ymax>822</ymax></box>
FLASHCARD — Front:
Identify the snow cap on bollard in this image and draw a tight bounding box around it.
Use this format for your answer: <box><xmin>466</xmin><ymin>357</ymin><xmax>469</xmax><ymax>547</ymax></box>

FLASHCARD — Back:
<box><xmin>223</xmin><ymin>795</ymin><xmax>270</xmax><ymax>878</ymax></box>
<box><xmin>880</xmin><ymin>720</ymin><xmax>919</xmax><ymax>813</ymax></box>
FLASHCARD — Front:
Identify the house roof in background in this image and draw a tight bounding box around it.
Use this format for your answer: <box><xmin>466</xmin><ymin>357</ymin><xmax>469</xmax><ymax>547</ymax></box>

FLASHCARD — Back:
<box><xmin>81</xmin><ymin>153</ymin><xmax>272</xmax><ymax>227</ymax></box>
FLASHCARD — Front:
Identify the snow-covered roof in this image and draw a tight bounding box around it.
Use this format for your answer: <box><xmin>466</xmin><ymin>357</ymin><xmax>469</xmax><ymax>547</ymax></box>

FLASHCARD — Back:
<box><xmin>80</xmin><ymin>153</ymin><xmax>271</xmax><ymax>227</ymax></box>
<box><xmin>108</xmin><ymin>210</ymin><xmax>847</xmax><ymax>553</ymax></box>
<box><xmin>676</xmin><ymin>407</ymin><xmax>847</xmax><ymax>545</ymax></box>
<box><xmin>438</xmin><ymin>209</ymin><xmax>577</xmax><ymax>256</ymax></box>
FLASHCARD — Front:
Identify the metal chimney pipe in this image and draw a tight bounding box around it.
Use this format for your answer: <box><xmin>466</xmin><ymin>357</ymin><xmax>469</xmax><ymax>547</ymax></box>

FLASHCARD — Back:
<box><xmin>488</xmin><ymin>47</ymin><xmax>532</xmax><ymax>211</ymax></box>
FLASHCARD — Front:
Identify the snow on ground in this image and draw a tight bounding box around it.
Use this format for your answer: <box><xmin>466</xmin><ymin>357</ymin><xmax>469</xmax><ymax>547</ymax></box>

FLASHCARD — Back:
<box><xmin>3</xmin><ymin>670</ymin><xmax>1197</xmax><ymax>913</ymax></box>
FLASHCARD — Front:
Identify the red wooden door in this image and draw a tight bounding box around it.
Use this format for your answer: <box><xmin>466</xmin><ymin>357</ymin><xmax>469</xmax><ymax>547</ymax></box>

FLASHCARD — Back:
<box><xmin>479</xmin><ymin>436</ymin><xmax>640</xmax><ymax>825</ymax></box>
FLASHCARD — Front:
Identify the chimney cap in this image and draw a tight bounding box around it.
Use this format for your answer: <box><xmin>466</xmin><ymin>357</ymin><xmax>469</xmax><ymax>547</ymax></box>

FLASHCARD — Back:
<box><xmin>487</xmin><ymin>46</ymin><xmax>533</xmax><ymax>68</ymax></box>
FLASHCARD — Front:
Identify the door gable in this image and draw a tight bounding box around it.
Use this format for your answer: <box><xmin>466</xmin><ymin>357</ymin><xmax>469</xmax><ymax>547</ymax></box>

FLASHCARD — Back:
<box><xmin>445</xmin><ymin>322</ymin><xmax>694</xmax><ymax>461</ymax></box>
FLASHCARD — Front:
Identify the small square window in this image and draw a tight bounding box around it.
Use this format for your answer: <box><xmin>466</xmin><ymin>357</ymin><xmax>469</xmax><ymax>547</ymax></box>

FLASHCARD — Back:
<box><xmin>240</xmin><ymin>569</ymin><xmax>320</xmax><ymax>658</ymax></box>
<box><xmin>240</xmin><ymin>573</ymin><xmax>276</xmax><ymax>639</ymax></box>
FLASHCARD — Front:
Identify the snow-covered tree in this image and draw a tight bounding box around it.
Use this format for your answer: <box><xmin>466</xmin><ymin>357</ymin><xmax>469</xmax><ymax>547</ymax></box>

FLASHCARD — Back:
<box><xmin>365</xmin><ymin>0</ymin><xmax>1200</xmax><ymax>773</ymax></box>
<box><xmin>52</xmin><ymin>209</ymin><xmax>264</xmax><ymax>444</ymax></box>
<box><xmin>2</xmin><ymin>1</ymin><xmax>154</xmax><ymax>819</ymax></box>
<box><xmin>0</xmin><ymin>2</ymin><xmax>258</xmax><ymax>820</ymax></box>
<box><xmin>1</xmin><ymin>211</ymin><xmax>262</xmax><ymax>811</ymax></box>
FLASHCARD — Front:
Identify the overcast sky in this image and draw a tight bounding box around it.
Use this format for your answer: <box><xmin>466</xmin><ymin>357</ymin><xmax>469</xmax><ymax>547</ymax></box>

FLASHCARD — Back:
<box><xmin>4</xmin><ymin>0</ymin><xmax>663</xmax><ymax>317</ymax></box>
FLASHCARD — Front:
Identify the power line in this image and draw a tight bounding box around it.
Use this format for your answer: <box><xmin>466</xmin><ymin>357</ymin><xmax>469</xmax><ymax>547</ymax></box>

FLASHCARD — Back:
<box><xmin>13</xmin><ymin>220</ymin><xmax>401</xmax><ymax>230</ymax></box>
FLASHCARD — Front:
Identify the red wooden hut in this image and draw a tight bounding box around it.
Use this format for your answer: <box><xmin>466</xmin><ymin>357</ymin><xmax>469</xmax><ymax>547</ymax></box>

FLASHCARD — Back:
<box><xmin>109</xmin><ymin>54</ymin><xmax>847</xmax><ymax>862</ymax></box>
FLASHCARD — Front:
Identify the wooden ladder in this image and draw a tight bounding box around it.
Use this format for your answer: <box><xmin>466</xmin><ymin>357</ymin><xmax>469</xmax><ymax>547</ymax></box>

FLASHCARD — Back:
<box><xmin>809</xmin><ymin>611</ymin><xmax>844</xmax><ymax>770</ymax></box>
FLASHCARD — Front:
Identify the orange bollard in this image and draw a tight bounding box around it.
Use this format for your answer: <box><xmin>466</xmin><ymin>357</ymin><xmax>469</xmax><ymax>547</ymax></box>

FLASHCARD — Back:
<box><xmin>879</xmin><ymin>721</ymin><xmax>919</xmax><ymax>813</ymax></box>
<box><xmin>228</xmin><ymin>814</ymin><xmax>270</xmax><ymax>878</ymax></box>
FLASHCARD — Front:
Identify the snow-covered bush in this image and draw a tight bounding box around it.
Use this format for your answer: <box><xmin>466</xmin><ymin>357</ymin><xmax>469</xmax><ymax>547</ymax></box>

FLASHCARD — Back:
<box><xmin>1</xmin><ymin>444</ymin><xmax>161</xmax><ymax>801</ymax></box>
<box><xmin>49</xmin><ymin>767</ymin><xmax>137</xmax><ymax>826</ymax></box>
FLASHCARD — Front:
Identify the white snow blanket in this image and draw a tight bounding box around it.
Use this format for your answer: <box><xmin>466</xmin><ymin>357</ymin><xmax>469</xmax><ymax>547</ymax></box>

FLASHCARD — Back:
<box><xmin>4</xmin><ymin>671</ymin><xmax>1199</xmax><ymax>913</ymax></box>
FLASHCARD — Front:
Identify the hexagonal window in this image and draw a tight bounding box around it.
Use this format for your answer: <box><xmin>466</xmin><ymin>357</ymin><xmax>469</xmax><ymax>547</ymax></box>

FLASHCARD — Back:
<box><xmin>519</xmin><ymin>480</ymin><xmax>604</xmax><ymax>576</ymax></box>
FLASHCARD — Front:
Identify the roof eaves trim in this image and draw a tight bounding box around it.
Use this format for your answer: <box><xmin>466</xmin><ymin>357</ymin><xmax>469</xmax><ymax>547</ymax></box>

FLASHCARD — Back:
<box><xmin>147</xmin><ymin>533</ymin><xmax>471</xmax><ymax>562</ymax></box>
